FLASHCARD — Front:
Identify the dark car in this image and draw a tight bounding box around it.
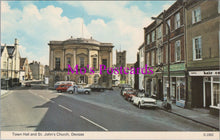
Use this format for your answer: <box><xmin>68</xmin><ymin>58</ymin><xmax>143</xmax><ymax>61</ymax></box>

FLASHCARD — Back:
<box><xmin>25</xmin><ymin>83</ymin><xmax>31</xmax><ymax>87</ymax></box>
<box><xmin>124</xmin><ymin>89</ymin><xmax>136</xmax><ymax>101</ymax></box>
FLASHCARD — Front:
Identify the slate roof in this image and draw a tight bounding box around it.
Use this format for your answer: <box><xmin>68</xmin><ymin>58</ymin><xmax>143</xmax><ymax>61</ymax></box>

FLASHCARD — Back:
<box><xmin>1</xmin><ymin>46</ymin><xmax>5</xmax><ymax>56</ymax></box>
<box><xmin>6</xmin><ymin>46</ymin><xmax>15</xmax><ymax>56</ymax></box>
<box><xmin>20</xmin><ymin>58</ymin><xmax>27</xmax><ymax>68</ymax></box>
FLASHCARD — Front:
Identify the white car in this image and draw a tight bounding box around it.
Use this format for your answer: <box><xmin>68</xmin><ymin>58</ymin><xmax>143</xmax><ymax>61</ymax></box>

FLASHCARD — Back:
<box><xmin>67</xmin><ymin>85</ymin><xmax>91</xmax><ymax>94</ymax></box>
<box><xmin>132</xmin><ymin>94</ymin><xmax>157</xmax><ymax>109</ymax></box>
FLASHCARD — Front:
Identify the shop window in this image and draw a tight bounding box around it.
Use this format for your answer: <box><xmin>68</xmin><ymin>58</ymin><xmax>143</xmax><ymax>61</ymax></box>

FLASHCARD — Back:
<box><xmin>213</xmin><ymin>77</ymin><xmax>220</xmax><ymax>108</ymax></box>
<box><xmin>176</xmin><ymin>77</ymin><xmax>185</xmax><ymax>101</ymax></box>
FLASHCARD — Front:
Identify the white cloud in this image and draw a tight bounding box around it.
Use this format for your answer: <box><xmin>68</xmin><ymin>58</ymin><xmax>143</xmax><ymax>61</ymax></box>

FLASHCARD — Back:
<box><xmin>60</xmin><ymin>1</ymin><xmax>152</xmax><ymax>63</ymax></box>
<box><xmin>162</xmin><ymin>3</ymin><xmax>172</xmax><ymax>10</ymax></box>
<box><xmin>1</xmin><ymin>2</ymin><xmax>91</xmax><ymax>65</ymax></box>
<box><xmin>2</xmin><ymin>1</ymin><xmax>153</xmax><ymax>65</ymax></box>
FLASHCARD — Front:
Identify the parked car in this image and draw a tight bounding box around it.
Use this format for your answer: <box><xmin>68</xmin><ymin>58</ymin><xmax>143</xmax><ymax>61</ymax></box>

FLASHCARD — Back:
<box><xmin>123</xmin><ymin>88</ymin><xmax>136</xmax><ymax>101</ymax></box>
<box><xmin>54</xmin><ymin>81</ymin><xmax>75</xmax><ymax>89</ymax></box>
<box><xmin>25</xmin><ymin>82</ymin><xmax>31</xmax><ymax>87</ymax></box>
<box><xmin>131</xmin><ymin>92</ymin><xmax>145</xmax><ymax>102</ymax></box>
<box><xmin>121</xmin><ymin>87</ymin><xmax>133</xmax><ymax>96</ymax></box>
<box><xmin>132</xmin><ymin>94</ymin><xmax>157</xmax><ymax>109</ymax></box>
<box><xmin>56</xmin><ymin>84</ymin><xmax>72</xmax><ymax>93</ymax></box>
<box><xmin>89</xmin><ymin>84</ymin><xmax>105</xmax><ymax>92</ymax></box>
<box><xmin>67</xmin><ymin>85</ymin><xmax>91</xmax><ymax>94</ymax></box>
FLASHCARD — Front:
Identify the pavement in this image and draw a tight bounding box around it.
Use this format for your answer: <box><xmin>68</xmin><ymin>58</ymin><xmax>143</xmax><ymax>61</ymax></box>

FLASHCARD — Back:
<box><xmin>157</xmin><ymin>100</ymin><xmax>219</xmax><ymax>130</ymax></box>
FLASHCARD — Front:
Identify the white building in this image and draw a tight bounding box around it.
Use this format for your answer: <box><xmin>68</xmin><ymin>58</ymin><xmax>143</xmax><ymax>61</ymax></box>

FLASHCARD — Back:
<box><xmin>138</xmin><ymin>43</ymin><xmax>145</xmax><ymax>90</ymax></box>
<box><xmin>1</xmin><ymin>39</ymin><xmax>20</xmax><ymax>88</ymax></box>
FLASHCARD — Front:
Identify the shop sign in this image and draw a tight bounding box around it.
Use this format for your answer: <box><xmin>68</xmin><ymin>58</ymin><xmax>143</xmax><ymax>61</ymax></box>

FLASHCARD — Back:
<box><xmin>189</xmin><ymin>70</ymin><xmax>220</xmax><ymax>76</ymax></box>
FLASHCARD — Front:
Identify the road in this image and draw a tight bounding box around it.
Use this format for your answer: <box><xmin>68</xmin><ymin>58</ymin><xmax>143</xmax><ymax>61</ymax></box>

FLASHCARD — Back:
<box><xmin>1</xmin><ymin>84</ymin><xmax>216</xmax><ymax>131</ymax></box>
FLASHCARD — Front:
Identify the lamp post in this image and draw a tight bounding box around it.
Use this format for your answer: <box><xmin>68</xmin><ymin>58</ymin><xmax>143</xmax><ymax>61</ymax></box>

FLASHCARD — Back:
<box><xmin>152</xmin><ymin>11</ymin><xmax>171</xmax><ymax>107</ymax></box>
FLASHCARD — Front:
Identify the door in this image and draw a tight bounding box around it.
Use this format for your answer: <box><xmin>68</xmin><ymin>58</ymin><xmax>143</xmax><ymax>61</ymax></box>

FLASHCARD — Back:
<box><xmin>205</xmin><ymin>82</ymin><xmax>211</xmax><ymax>108</ymax></box>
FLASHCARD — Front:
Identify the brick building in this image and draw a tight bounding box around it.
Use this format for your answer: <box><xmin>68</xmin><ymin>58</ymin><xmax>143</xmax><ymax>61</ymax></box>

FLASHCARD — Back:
<box><xmin>185</xmin><ymin>0</ymin><xmax>220</xmax><ymax>114</ymax></box>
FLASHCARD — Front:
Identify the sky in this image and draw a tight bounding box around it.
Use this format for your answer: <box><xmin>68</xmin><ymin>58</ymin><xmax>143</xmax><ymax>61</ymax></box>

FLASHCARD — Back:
<box><xmin>1</xmin><ymin>1</ymin><xmax>175</xmax><ymax>65</ymax></box>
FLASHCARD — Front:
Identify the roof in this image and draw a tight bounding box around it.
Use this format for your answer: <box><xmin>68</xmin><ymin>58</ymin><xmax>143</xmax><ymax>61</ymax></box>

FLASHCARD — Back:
<box><xmin>1</xmin><ymin>46</ymin><xmax>5</xmax><ymax>55</ymax></box>
<box><xmin>6</xmin><ymin>46</ymin><xmax>15</xmax><ymax>56</ymax></box>
<box><xmin>138</xmin><ymin>42</ymin><xmax>144</xmax><ymax>50</ymax></box>
<box><xmin>1</xmin><ymin>45</ymin><xmax>15</xmax><ymax>57</ymax></box>
<box><xmin>49</xmin><ymin>37</ymin><xmax>114</xmax><ymax>47</ymax></box>
<box><xmin>20</xmin><ymin>58</ymin><xmax>27</xmax><ymax>68</ymax></box>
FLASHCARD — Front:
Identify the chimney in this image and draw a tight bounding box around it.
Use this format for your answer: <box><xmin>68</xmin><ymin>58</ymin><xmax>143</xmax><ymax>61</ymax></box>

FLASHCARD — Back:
<box><xmin>14</xmin><ymin>38</ymin><xmax>18</xmax><ymax>46</ymax></box>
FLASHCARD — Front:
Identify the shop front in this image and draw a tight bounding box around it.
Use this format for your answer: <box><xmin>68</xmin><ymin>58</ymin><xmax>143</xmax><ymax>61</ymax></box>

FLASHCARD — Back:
<box><xmin>163</xmin><ymin>63</ymin><xmax>186</xmax><ymax>107</ymax></box>
<box><xmin>189</xmin><ymin>70</ymin><xmax>220</xmax><ymax>114</ymax></box>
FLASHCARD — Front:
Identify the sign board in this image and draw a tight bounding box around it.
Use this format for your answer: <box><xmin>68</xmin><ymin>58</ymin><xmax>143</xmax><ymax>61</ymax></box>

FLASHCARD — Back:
<box><xmin>189</xmin><ymin>70</ymin><xmax>220</xmax><ymax>76</ymax></box>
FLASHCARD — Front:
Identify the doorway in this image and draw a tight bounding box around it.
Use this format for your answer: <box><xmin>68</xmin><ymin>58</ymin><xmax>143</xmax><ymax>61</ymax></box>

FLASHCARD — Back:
<box><xmin>205</xmin><ymin>82</ymin><xmax>211</xmax><ymax>108</ymax></box>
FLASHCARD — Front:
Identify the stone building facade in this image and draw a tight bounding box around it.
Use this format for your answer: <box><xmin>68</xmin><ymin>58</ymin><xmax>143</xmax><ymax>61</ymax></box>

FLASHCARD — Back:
<box><xmin>48</xmin><ymin>37</ymin><xmax>114</xmax><ymax>88</ymax></box>
<box><xmin>20</xmin><ymin>58</ymin><xmax>32</xmax><ymax>81</ymax></box>
<box><xmin>29</xmin><ymin>61</ymin><xmax>44</xmax><ymax>80</ymax></box>
<box><xmin>185</xmin><ymin>0</ymin><xmax>220</xmax><ymax>113</ymax></box>
<box><xmin>138</xmin><ymin>43</ymin><xmax>145</xmax><ymax>90</ymax></box>
<box><xmin>1</xmin><ymin>38</ymin><xmax>20</xmax><ymax>88</ymax></box>
<box><xmin>116</xmin><ymin>50</ymin><xmax>127</xmax><ymax>82</ymax></box>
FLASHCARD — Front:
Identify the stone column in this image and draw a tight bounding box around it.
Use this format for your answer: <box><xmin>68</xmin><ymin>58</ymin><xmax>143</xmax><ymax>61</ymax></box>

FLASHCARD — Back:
<box><xmin>63</xmin><ymin>49</ymin><xmax>65</xmax><ymax>70</ymax></box>
<box><xmin>73</xmin><ymin>49</ymin><xmax>76</xmax><ymax>66</ymax></box>
<box><xmin>51</xmin><ymin>49</ymin><xmax>54</xmax><ymax>70</ymax></box>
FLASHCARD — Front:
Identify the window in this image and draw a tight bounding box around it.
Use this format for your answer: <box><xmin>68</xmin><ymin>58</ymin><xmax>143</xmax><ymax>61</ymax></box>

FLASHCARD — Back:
<box><xmin>102</xmin><ymin>59</ymin><xmax>107</xmax><ymax>66</ymax></box>
<box><xmin>175</xmin><ymin>12</ymin><xmax>180</xmax><ymax>29</ymax></box>
<box><xmin>152</xmin><ymin>31</ymin><xmax>155</xmax><ymax>42</ymax></box>
<box><xmin>166</xmin><ymin>19</ymin><xmax>170</xmax><ymax>34</ymax></box>
<box><xmin>55</xmin><ymin>57</ymin><xmax>60</xmax><ymax>70</ymax></box>
<box><xmin>80</xmin><ymin>57</ymin><xmax>84</xmax><ymax>68</ymax></box>
<box><xmin>151</xmin><ymin>51</ymin><xmax>155</xmax><ymax>66</ymax></box>
<box><xmin>3</xmin><ymin>61</ymin><xmax>6</xmax><ymax>68</ymax></box>
<box><xmin>147</xmin><ymin>53</ymin><xmax>150</xmax><ymax>66</ymax></box>
<box><xmin>94</xmin><ymin>74</ymin><xmax>99</xmax><ymax>84</ymax></box>
<box><xmin>175</xmin><ymin>40</ymin><xmax>181</xmax><ymax>62</ymax></box>
<box><xmin>157</xmin><ymin>48</ymin><xmax>163</xmax><ymax>64</ymax></box>
<box><xmin>78</xmin><ymin>76</ymin><xmax>85</xmax><ymax>83</ymax></box>
<box><xmin>192</xmin><ymin>7</ymin><xmax>201</xmax><ymax>24</ymax></box>
<box><xmin>193</xmin><ymin>36</ymin><xmax>202</xmax><ymax>60</ymax></box>
<box><xmin>93</xmin><ymin>58</ymin><xmax>97</xmax><ymax>69</ymax></box>
<box><xmin>219</xmin><ymin>0</ymin><xmax>220</xmax><ymax>13</ymax></box>
<box><xmin>66</xmin><ymin>75</ymin><xmax>70</xmax><ymax>81</ymax></box>
<box><xmin>67</xmin><ymin>57</ymin><xmax>71</xmax><ymax>65</ymax></box>
<box><xmin>213</xmin><ymin>82</ymin><xmax>220</xmax><ymax>107</ymax></box>
<box><xmin>176</xmin><ymin>77</ymin><xmax>185</xmax><ymax>101</ymax></box>
<box><xmin>157</xmin><ymin>25</ymin><xmax>162</xmax><ymax>39</ymax></box>
<box><xmin>147</xmin><ymin>34</ymin><xmax>150</xmax><ymax>44</ymax></box>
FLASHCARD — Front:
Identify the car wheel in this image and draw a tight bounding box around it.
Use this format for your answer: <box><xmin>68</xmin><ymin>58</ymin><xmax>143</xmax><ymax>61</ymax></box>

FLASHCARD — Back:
<box><xmin>84</xmin><ymin>91</ymin><xmax>89</xmax><ymax>94</ymax></box>
<box><xmin>138</xmin><ymin>102</ymin><xmax>142</xmax><ymax>109</ymax></box>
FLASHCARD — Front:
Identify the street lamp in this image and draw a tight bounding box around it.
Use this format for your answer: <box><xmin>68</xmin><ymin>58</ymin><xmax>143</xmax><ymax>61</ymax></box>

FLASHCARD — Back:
<box><xmin>151</xmin><ymin>12</ymin><xmax>171</xmax><ymax>109</ymax></box>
